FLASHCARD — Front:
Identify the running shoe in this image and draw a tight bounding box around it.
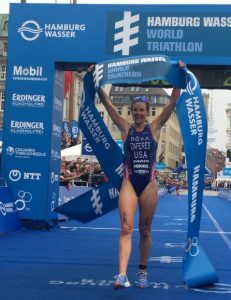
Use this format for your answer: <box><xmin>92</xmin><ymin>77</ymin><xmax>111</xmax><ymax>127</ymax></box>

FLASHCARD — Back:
<box><xmin>114</xmin><ymin>274</ymin><xmax>131</xmax><ymax>290</ymax></box>
<box><xmin>135</xmin><ymin>271</ymin><xmax>149</xmax><ymax>288</ymax></box>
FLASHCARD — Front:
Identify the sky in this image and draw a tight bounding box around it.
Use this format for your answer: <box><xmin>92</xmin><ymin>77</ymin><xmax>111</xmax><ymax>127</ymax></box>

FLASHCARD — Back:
<box><xmin>1</xmin><ymin>0</ymin><xmax>231</xmax><ymax>152</ymax></box>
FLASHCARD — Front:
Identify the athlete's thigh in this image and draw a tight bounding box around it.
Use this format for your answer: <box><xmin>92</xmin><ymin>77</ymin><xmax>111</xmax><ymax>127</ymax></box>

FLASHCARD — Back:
<box><xmin>118</xmin><ymin>179</ymin><xmax>138</xmax><ymax>225</ymax></box>
<box><xmin>138</xmin><ymin>181</ymin><xmax>158</xmax><ymax>226</ymax></box>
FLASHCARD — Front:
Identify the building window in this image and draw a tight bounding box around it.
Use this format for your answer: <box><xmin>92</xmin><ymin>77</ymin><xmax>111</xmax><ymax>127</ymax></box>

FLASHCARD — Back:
<box><xmin>131</xmin><ymin>87</ymin><xmax>135</xmax><ymax>92</ymax></box>
<box><xmin>150</xmin><ymin>96</ymin><xmax>157</xmax><ymax>104</ymax></box>
<box><xmin>95</xmin><ymin>95</ymin><xmax>101</xmax><ymax>104</ymax></box>
<box><xmin>119</xmin><ymin>87</ymin><xmax>124</xmax><ymax>92</ymax></box>
<box><xmin>99</xmin><ymin>111</ymin><xmax>104</xmax><ymax>120</ymax></box>
<box><xmin>0</xmin><ymin>89</ymin><xmax>5</xmax><ymax>111</ymax></box>
<box><xmin>3</xmin><ymin>42</ymin><xmax>7</xmax><ymax>56</ymax></box>
<box><xmin>151</xmin><ymin>107</ymin><xmax>156</xmax><ymax>116</ymax></box>
<box><xmin>117</xmin><ymin>106</ymin><xmax>122</xmax><ymax>115</ymax></box>
<box><xmin>1</xmin><ymin>66</ymin><xmax>6</xmax><ymax>80</ymax></box>
<box><xmin>115</xmin><ymin>86</ymin><xmax>119</xmax><ymax>92</ymax></box>
<box><xmin>4</xmin><ymin>21</ymin><xmax>8</xmax><ymax>31</ymax></box>
<box><xmin>111</xmin><ymin>123</ymin><xmax>119</xmax><ymax>133</ymax></box>
<box><xmin>127</xmin><ymin>106</ymin><xmax>131</xmax><ymax>116</ymax></box>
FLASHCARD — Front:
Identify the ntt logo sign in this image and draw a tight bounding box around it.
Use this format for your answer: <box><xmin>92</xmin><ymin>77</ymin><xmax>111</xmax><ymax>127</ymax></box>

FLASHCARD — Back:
<box><xmin>18</xmin><ymin>20</ymin><xmax>43</xmax><ymax>41</ymax></box>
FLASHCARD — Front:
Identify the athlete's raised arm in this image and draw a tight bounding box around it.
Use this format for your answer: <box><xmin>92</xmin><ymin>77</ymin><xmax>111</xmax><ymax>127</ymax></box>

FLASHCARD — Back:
<box><xmin>150</xmin><ymin>60</ymin><xmax>185</xmax><ymax>139</ymax></box>
<box><xmin>97</xmin><ymin>87</ymin><xmax>129</xmax><ymax>131</ymax></box>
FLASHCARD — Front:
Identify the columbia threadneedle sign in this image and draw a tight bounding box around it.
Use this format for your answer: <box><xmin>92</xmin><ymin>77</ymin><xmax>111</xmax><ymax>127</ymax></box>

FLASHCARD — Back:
<box><xmin>2</xmin><ymin>3</ymin><xmax>231</xmax><ymax>222</ymax></box>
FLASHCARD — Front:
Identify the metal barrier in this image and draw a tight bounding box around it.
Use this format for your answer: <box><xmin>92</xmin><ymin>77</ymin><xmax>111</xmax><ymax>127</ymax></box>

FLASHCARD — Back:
<box><xmin>217</xmin><ymin>188</ymin><xmax>231</xmax><ymax>201</ymax></box>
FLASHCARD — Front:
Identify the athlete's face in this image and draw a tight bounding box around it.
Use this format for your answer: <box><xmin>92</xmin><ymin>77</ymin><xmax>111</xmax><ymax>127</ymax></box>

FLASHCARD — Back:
<box><xmin>131</xmin><ymin>101</ymin><xmax>149</xmax><ymax>124</ymax></box>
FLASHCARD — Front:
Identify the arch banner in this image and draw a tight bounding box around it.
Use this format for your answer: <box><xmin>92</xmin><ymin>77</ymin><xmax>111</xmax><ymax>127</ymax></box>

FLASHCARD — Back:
<box><xmin>3</xmin><ymin>2</ymin><xmax>231</xmax><ymax>223</ymax></box>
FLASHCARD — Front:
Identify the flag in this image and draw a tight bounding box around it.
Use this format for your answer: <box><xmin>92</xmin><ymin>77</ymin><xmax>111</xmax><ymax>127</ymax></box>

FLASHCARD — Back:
<box><xmin>64</xmin><ymin>71</ymin><xmax>72</xmax><ymax>98</ymax></box>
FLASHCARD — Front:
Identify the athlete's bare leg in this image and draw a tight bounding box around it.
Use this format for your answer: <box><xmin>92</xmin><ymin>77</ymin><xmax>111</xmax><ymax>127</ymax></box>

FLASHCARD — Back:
<box><xmin>138</xmin><ymin>181</ymin><xmax>158</xmax><ymax>267</ymax></box>
<box><xmin>117</xmin><ymin>179</ymin><xmax>138</xmax><ymax>275</ymax></box>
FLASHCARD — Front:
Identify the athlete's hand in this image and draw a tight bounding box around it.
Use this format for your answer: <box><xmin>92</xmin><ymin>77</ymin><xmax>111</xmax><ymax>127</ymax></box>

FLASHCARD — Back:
<box><xmin>88</xmin><ymin>64</ymin><xmax>95</xmax><ymax>73</ymax></box>
<box><xmin>178</xmin><ymin>60</ymin><xmax>186</xmax><ymax>68</ymax></box>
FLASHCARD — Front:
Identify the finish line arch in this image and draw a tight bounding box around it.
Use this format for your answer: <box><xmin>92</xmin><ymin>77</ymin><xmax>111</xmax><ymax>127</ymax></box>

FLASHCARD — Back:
<box><xmin>2</xmin><ymin>3</ymin><xmax>231</xmax><ymax>222</ymax></box>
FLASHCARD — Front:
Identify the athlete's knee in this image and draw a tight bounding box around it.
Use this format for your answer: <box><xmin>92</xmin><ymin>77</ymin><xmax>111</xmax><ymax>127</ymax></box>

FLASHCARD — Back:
<box><xmin>139</xmin><ymin>226</ymin><xmax>151</xmax><ymax>239</ymax></box>
<box><xmin>121</xmin><ymin>223</ymin><xmax>133</xmax><ymax>236</ymax></box>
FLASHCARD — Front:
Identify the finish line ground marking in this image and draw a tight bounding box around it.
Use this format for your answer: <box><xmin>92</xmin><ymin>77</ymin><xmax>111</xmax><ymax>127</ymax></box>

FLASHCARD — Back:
<box><xmin>60</xmin><ymin>226</ymin><xmax>231</xmax><ymax>235</ymax></box>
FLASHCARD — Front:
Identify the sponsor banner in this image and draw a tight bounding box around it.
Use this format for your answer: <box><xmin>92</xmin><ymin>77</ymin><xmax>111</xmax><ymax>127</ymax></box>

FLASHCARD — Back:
<box><xmin>53</xmin><ymin>123</ymin><xmax>62</xmax><ymax>139</ymax></box>
<box><xmin>93</xmin><ymin>55</ymin><xmax>185</xmax><ymax>88</ymax></box>
<box><xmin>10</xmin><ymin>120</ymin><xmax>45</xmax><ymax>135</ymax></box>
<box><xmin>155</xmin><ymin>162</ymin><xmax>166</xmax><ymax>169</ymax></box>
<box><xmin>11</xmin><ymin>93</ymin><xmax>46</xmax><ymax>108</ymax></box>
<box><xmin>7</xmin><ymin>4</ymin><xmax>231</xmax><ymax>66</ymax></box>
<box><xmin>116</xmin><ymin>140</ymin><xmax>124</xmax><ymax>153</ymax></box>
<box><xmin>79</xmin><ymin>72</ymin><xmax>124</xmax><ymax>187</ymax></box>
<box><xmin>71</xmin><ymin>120</ymin><xmax>80</xmax><ymax>138</ymax></box>
<box><xmin>57</xmin><ymin>181</ymin><xmax>119</xmax><ymax>223</ymax></box>
<box><xmin>223</xmin><ymin>168</ymin><xmax>231</xmax><ymax>176</ymax></box>
<box><xmin>0</xmin><ymin>185</ymin><xmax>22</xmax><ymax>234</ymax></box>
<box><xmin>81</xmin><ymin>136</ymin><xmax>95</xmax><ymax>156</ymax></box>
<box><xmin>106</xmin><ymin>10</ymin><xmax>231</xmax><ymax>57</ymax></box>
<box><xmin>2</xmin><ymin>59</ymin><xmax>58</xmax><ymax>220</ymax></box>
<box><xmin>12</xmin><ymin>65</ymin><xmax>48</xmax><ymax>82</ymax></box>
<box><xmin>176</xmin><ymin>69</ymin><xmax>218</xmax><ymax>287</ymax></box>
<box><xmin>18</xmin><ymin>20</ymin><xmax>86</xmax><ymax>41</ymax></box>
<box><xmin>5</xmin><ymin>145</ymin><xmax>46</xmax><ymax>159</ymax></box>
<box><xmin>46</xmin><ymin>70</ymin><xmax>64</xmax><ymax>220</ymax></box>
<box><xmin>62</xmin><ymin>121</ymin><xmax>72</xmax><ymax>138</ymax></box>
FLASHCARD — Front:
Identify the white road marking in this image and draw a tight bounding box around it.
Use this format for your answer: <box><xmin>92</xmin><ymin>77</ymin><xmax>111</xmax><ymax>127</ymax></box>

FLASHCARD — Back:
<box><xmin>203</xmin><ymin>203</ymin><xmax>231</xmax><ymax>250</ymax></box>
<box><xmin>60</xmin><ymin>226</ymin><xmax>231</xmax><ymax>235</ymax></box>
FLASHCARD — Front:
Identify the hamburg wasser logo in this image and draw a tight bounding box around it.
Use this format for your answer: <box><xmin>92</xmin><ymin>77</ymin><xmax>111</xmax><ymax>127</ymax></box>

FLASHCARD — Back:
<box><xmin>18</xmin><ymin>19</ymin><xmax>86</xmax><ymax>41</ymax></box>
<box><xmin>18</xmin><ymin>20</ymin><xmax>43</xmax><ymax>41</ymax></box>
<box><xmin>113</xmin><ymin>11</ymin><xmax>140</xmax><ymax>55</ymax></box>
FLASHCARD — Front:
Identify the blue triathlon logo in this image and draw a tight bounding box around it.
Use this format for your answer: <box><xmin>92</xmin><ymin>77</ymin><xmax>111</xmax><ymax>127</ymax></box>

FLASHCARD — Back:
<box><xmin>184</xmin><ymin>236</ymin><xmax>200</xmax><ymax>257</ymax></box>
<box><xmin>91</xmin><ymin>189</ymin><xmax>103</xmax><ymax>215</ymax></box>
<box><xmin>0</xmin><ymin>201</ymin><xmax>6</xmax><ymax>216</ymax></box>
<box><xmin>185</xmin><ymin>70</ymin><xmax>198</xmax><ymax>95</ymax></box>
<box><xmin>15</xmin><ymin>190</ymin><xmax>32</xmax><ymax>211</ymax></box>
<box><xmin>93</xmin><ymin>64</ymin><xmax>104</xmax><ymax>88</ymax></box>
<box><xmin>114</xmin><ymin>11</ymin><xmax>140</xmax><ymax>55</ymax></box>
<box><xmin>18</xmin><ymin>20</ymin><xmax>43</xmax><ymax>41</ymax></box>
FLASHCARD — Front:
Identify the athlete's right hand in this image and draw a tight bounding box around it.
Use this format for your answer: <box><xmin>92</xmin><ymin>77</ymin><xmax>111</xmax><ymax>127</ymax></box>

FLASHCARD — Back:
<box><xmin>88</xmin><ymin>64</ymin><xmax>95</xmax><ymax>73</ymax></box>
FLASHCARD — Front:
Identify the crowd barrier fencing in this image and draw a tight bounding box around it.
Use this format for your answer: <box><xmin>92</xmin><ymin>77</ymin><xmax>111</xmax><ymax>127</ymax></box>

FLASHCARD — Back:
<box><xmin>58</xmin><ymin>184</ymin><xmax>169</xmax><ymax>220</ymax></box>
<box><xmin>217</xmin><ymin>188</ymin><xmax>231</xmax><ymax>201</ymax></box>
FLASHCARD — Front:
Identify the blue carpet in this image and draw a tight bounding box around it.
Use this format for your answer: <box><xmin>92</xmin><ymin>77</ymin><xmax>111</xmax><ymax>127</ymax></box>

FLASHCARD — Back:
<box><xmin>0</xmin><ymin>193</ymin><xmax>231</xmax><ymax>299</ymax></box>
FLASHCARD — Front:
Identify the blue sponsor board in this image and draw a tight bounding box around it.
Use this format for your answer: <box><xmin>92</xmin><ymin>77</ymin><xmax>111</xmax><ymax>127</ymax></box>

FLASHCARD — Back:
<box><xmin>71</xmin><ymin>120</ymin><xmax>80</xmax><ymax>138</ymax></box>
<box><xmin>155</xmin><ymin>162</ymin><xmax>166</xmax><ymax>170</ymax></box>
<box><xmin>223</xmin><ymin>168</ymin><xmax>231</xmax><ymax>176</ymax></box>
<box><xmin>81</xmin><ymin>136</ymin><xmax>95</xmax><ymax>156</ymax></box>
<box><xmin>116</xmin><ymin>140</ymin><xmax>124</xmax><ymax>153</ymax></box>
<box><xmin>0</xmin><ymin>184</ymin><xmax>22</xmax><ymax>234</ymax></box>
<box><xmin>62</xmin><ymin>121</ymin><xmax>72</xmax><ymax>138</ymax></box>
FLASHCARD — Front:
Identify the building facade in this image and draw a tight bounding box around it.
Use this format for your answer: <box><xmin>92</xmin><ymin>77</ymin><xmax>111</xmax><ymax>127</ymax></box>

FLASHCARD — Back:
<box><xmin>206</xmin><ymin>148</ymin><xmax>226</xmax><ymax>179</ymax></box>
